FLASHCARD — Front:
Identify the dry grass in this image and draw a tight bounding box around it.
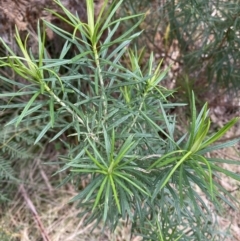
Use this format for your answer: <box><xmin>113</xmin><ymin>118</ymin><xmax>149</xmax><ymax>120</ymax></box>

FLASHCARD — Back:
<box><xmin>0</xmin><ymin>152</ymin><xmax>142</xmax><ymax>241</ymax></box>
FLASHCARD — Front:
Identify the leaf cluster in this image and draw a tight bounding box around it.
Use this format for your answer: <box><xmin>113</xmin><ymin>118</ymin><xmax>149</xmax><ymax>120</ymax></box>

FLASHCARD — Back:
<box><xmin>0</xmin><ymin>0</ymin><xmax>239</xmax><ymax>240</ymax></box>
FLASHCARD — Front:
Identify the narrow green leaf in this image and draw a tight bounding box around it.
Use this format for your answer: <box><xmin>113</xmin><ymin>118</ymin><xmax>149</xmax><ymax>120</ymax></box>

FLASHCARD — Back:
<box><xmin>103</xmin><ymin>125</ymin><xmax>111</xmax><ymax>161</ymax></box>
<box><xmin>86</xmin><ymin>0</ymin><xmax>94</xmax><ymax>37</ymax></box>
<box><xmin>6</xmin><ymin>104</ymin><xmax>43</xmax><ymax>126</ymax></box>
<box><xmin>115</xmin><ymin>172</ymin><xmax>149</xmax><ymax>196</ymax></box>
<box><xmin>86</xmin><ymin>138</ymin><xmax>108</xmax><ymax>168</ymax></box>
<box><xmin>85</xmin><ymin>148</ymin><xmax>106</xmax><ymax>170</ymax></box>
<box><xmin>108</xmin><ymin>113</ymin><xmax>133</xmax><ymax>129</ymax></box>
<box><xmin>16</xmin><ymin>91</ymin><xmax>40</xmax><ymax>127</ymax></box>
<box><xmin>109</xmin><ymin>175</ymin><xmax>121</xmax><ymax>213</ymax></box>
<box><xmin>159</xmin><ymin>102</ymin><xmax>175</xmax><ymax>139</ymax></box>
<box><xmin>179</xmin><ymin>164</ymin><xmax>184</xmax><ymax>206</ymax></box>
<box><xmin>160</xmin><ymin>151</ymin><xmax>192</xmax><ymax>189</ymax></box>
<box><xmin>149</xmin><ymin>150</ymin><xmax>184</xmax><ymax>169</ymax></box>
<box><xmin>114</xmin><ymin>177</ymin><xmax>133</xmax><ymax>197</ymax></box>
<box><xmin>141</xmin><ymin>110</ymin><xmax>175</xmax><ymax>143</ymax></box>
<box><xmin>118</xmin><ymin>186</ymin><xmax>132</xmax><ymax>220</ymax></box>
<box><xmin>210</xmin><ymin>163</ymin><xmax>240</xmax><ymax>181</ymax></box>
<box><xmin>37</xmin><ymin>21</ymin><xmax>44</xmax><ymax>69</ymax></box>
<box><xmin>70</xmin><ymin>175</ymin><xmax>103</xmax><ymax>203</ymax></box>
<box><xmin>152</xmin><ymin>169</ymin><xmax>171</xmax><ymax>201</ymax></box>
<box><xmin>110</xmin><ymin>128</ymin><xmax>115</xmax><ymax>163</ymax></box>
<box><xmin>34</xmin><ymin>121</ymin><xmax>52</xmax><ymax>144</ymax></box>
<box><xmin>100</xmin><ymin>0</ymin><xmax>124</xmax><ymax>32</ymax></box>
<box><xmin>196</xmin><ymin>155</ymin><xmax>214</xmax><ymax>198</ymax></box>
<box><xmin>49</xmin><ymin>122</ymin><xmax>73</xmax><ymax>142</ymax></box>
<box><xmin>49</xmin><ymin>97</ymin><xmax>55</xmax><ymax>127</ymax></box>
<box><xmin>187</xmin><ymin>92</ymin><xmax>196</xmax><ymax>150</ymax></box>
<box><xmin>198</xmin><ymin>138</ymin><xmax>240</xmax><ymax>154</ymax></box>
<box><xmin>0</xmin><ymin>91</ymin><xmax>36</xmax><ymax>97</ymax></box>
<box><xmin>53</xmin><ymin>0</ymin><xmax>79</xmax><ymax>26</ymax></box>
<box><xmin>103</xmin><ymin>179</ymin><xmax>111</xmax><ymax>222</ymax></box>
<box><xmin>190</xmin><ymin>129</ymin><xmax>208</xmax><ymax>153</ymax></box>
<box><xmin>71</xmin><ymin>169</ymin><xmax>106</xmax><ymax>174</ymax></box>
<box><xmin>114</xmin><ymin>135</ymin><xmax>135</xmax><ymax>166</ymax></box>
<box><xmin>201</xmin><ymin>117</ymin><xmax>239</xmax><ymax>148</ymax></box>
<box><xmin>93</xmin><ymin>176</ymin><xmax>108</xmax><ymax>210</ymax></box>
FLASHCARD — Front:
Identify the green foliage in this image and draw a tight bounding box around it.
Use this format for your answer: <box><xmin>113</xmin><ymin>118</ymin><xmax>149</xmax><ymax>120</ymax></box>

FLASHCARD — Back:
<box><xmin>122</xmin><ymin>0</ymin><xmax>240</xmax><ymax>91</ymax></box>
<box><xmin>169</xmin><ymin>0</ymin><xmax>240</xmax><ymax>89</ymax></box>
<box><xmin>0</xmin><ymin>115</ymin><xmax>46</xmax><ymax>201</ymax></box>
<box><xmin>0</xmin><ymin>229</ymin><xmax>13</xmax><ymax>241</ymax></box>
<box><xmin>0</xmin><ymin>0</ymin><xmax>239</xmax><ymax>240</ymax></box>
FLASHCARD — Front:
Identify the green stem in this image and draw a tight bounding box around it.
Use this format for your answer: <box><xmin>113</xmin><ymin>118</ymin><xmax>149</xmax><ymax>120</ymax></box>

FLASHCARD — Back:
<box><xmin>43</xmin><ymin>83</ymin><xmax>84</xmax><ymax>125</ymax></box>
<box><xmin>160</xmin><ymin>151</ymin><xmax>192</xmax><ymax>189</ymax></box>
<box><xmin>93</xmin><ymin>43</ymin><xmax>108</xmax><ymax>118</ymax></box>
<box><xmin>127</xmin><ymin>92</ymin><xmax>147</xmax><ymax>132</ymax></box>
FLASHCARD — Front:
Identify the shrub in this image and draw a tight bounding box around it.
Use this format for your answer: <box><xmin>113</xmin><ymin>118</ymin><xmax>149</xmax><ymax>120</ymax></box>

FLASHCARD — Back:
<box><xmin>121</xmin><ymin>0</ymin><xmax>240</xmax><ymax>93</ymax></box>
<box><xmin>0</xmin><ymin>0</ymin><xmax>239</xmax><ymax>239</ymax></box>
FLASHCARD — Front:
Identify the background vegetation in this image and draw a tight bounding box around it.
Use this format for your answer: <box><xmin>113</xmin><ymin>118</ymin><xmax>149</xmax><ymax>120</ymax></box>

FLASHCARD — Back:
<box><xmin>0</xmin><ymin>0</ymin><xmax>240</xmax><ymax>240</ymax></box>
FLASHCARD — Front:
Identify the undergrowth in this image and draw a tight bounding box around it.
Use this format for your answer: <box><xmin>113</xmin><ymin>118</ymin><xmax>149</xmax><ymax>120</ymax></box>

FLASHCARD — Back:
<box><xmin>121</xmin><ymin>0</ymin><xmax>240</xmax><ymax>95</ymax></box>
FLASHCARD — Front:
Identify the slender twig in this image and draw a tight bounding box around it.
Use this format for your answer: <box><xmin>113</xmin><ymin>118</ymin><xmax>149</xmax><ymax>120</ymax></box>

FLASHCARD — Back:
<box><xmin>93</xmin><ymin>43</ymin><xmax>108</xmax><ymax>118</ymax></box>
<box><xmin>19</xmin><ymin>184</ymin><xmax>51</xmax><ymax>241</ymax></box>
